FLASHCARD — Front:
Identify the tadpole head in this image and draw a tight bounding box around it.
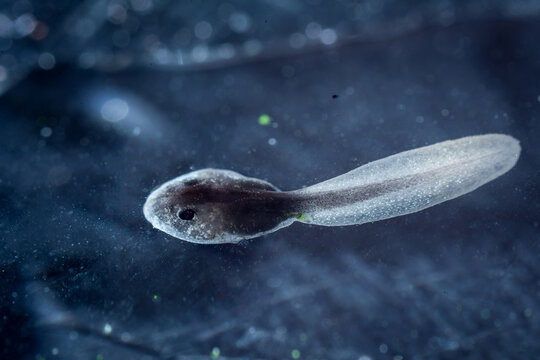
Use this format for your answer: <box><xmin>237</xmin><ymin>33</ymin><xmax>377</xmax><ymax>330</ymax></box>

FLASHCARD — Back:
<box><xmin>143</xmin><ymin>169</ymin><xmax>244</xmax><ymax>244</ymax></box>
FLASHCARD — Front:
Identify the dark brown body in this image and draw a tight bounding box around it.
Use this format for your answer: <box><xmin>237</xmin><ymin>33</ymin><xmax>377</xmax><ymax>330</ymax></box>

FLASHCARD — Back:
<box><xmin>143</xmin><ymin>169</ymin><xmax>303</xmax><ymax>243</ymax></box>
<box><xmin>175</xmin><ymin>183</ymin><xmax>300</xmax><ymax>238</ymax></box>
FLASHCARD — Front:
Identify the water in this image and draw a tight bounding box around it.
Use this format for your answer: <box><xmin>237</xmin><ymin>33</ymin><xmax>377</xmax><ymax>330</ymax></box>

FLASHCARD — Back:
<box><xmin>1</xmin><ymin>1</ymin><xmax>539</xmax><ymax>359</ymax></box>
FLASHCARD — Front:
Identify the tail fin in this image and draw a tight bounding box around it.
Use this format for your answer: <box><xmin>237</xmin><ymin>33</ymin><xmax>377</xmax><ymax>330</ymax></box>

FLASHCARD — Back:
<box><xmin>292</xmin><ymin>134</ymin><xmax>520</xmax><ymax>226</ymax></box>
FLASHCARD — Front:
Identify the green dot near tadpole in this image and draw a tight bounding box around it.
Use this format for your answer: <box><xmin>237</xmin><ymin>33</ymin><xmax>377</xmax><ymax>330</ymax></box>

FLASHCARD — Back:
<box><xmin>258</xmin><ymin>114</ymin><xmax>271</xmax><ymax>126</ymax></box>
<box><xmin>286</xmin><ymin>212</ymin><xmax>307</xmax><ymax>221</ymax></box>
<box><xmin>211</xmin><ymin>347</ymin><xmax>220</xmax><ymax>359</ymax></box>
<box><xmin>291</xmin><ymin>349</ymin><xmax>301</xmax><ymax>359</ymax></box>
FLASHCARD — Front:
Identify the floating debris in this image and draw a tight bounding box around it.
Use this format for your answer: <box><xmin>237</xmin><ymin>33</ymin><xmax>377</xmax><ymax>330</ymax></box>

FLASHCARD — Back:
<box><xmin>258</xmin><ymin>114</ymin><xmax>271</xmax><ymax>126</ymax></box>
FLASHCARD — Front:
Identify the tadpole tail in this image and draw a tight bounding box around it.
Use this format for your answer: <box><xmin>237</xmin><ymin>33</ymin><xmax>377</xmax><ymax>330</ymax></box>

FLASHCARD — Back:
<box><xmin>289</xmin><ymin>134</ymin><xmax>520</xmax><ymax>226</ymax></box>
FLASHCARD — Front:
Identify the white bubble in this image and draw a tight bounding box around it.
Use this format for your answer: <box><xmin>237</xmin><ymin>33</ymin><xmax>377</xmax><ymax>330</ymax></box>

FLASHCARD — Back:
<box><xmin>194</xmin><ymin>21</ymin><xmax>212</xmax><ymax>40</ymax></box>
<box><xmin>441</xmin><ymin>108</ymin><xmax>450</xmax><ymax>116</ymax></box>
<box><xmin>0</xmin><ymin>13</ymin><xmax>13</xmax><ymax>37</ymax></box>
<box><xmin>38</xmin><ymin>52</ymin><xmax>56</xmax><ymax>70</ymax></box>
<box><xmin>120</xmin><ymin>332</ymin><xmax>132</xmax><ymax>342</ymax></box>
<box><xmin>103</xmin><ymin>323</ymin><xmax>112</xmax><ymax>334</ymax></box>
<box><xmin>107</xmin><ymin>3</ymin><xmax>127</xmax><ymax>24</ymax></box>
<box><xmin>40</xmin><ymin>127</ymin><xmax>52</xmax><ymax>137</ymax></box>
<box><xmin>14</xmin><ymin>13</ymin><xmax>36</xmax><ymax>36</ymax></box>
<box><xmin>379</xmin><ymin>344</ymin><xmax>388</xmax><ymax>354</ymax></box>
<box><xmin>244</xmin><ymin>39</ymin><xmax>262</xmax><ymax>56</ymax></box>
<box><xmin>191</xmin><ymin>45</ymin><xmax>209</xmax><ymax>62</ymax></box>
<box><xmin>153</xmin><ymin>48</ymin><xmax>170</xmax><ymax>64</ymax></box>
<box><xmin>130</xmin><ymin>0</ymin><xmax>153</xmax><ymax>12</ymax></box>
<box><xmin>229</xmin><ymin>12</ymin><xmax>251</xmax><ymax>33</ymax></box>
<box><xmin>320</xmin><ymin>28</ymin><xmax>337</xmax><ymax>45</ymax></box>
<box><xmin>51</xmin><ymin>348</ymin><xmax>59</xmax><ymax>355</ymax></box>
<box><xmin>78</xmin><ymin>52</ymin><xmax>96</xmax><ymax>69</ymax></box>
<box><xmin>289</xmin><ymin>33</ymin><xmax>307</xmax><ymax>49</ymax></box>
<box><xmin>305</xmin><ymin>22</ymin><xmax>321</xmax><ymax>39</ymax></box>
<box><xmin>537</xmin><ymin>94</ymin><xmax>540</xmax><ymax>103</ymax></box>
<box><xmin>217</xmin><ymin>43</ymin><xmax>235</xmax><ymax>59</ymax></box>
<box><xmin>0</xmin><ymin>65</ymin><xmax>8</xmax><ymax>82</ymax></box>
<box><xmin>358</xmin><ymin>356</ymin><xmax>372</xmax><ymax>360</ymax></box>
<box><xmin>75</xmin><ymin>18</ymin><xmax>95</xmax><ymax>38</ymax></box>
<box><xmin>268</xmin><ymin>138</ymin><xmax>277</xmax><ymax>146</ymax></box>
<box><xmin>101</xmin><ymin>98</ymin><xmax>129</xmax><ymax>122</ymax></box>
<box><xmin>133</xmin><ymin>127</ymin><xmax>141</xmax><ymax>136</ymax></box>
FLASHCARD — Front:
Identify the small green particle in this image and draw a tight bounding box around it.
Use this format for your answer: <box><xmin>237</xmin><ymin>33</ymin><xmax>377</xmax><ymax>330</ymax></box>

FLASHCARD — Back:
<box><xmin>524</xmin><ymin>308</ymin><xmax>532</xmax><ymax>318</ymax></box>
<box><xmin>96</xmin><ymin>354</ymin><xmax>104</xmax><ymax>360</ymax></box>
<box><xmin>153</xmin><ymin>294</ymin><xmax>159</xmax><ymax>302</ymax></box>
<box><xmin>211</xmin><ymin>347</ymin><xmax>220</xmax><ymax>359</ymax></box>
<box><xmin>291</xmin><ymin>349</ymin><xmax>301</xmax><ymax>359</ymax></box>
<box><xmin>258</xmin><ymin>114</ymin><xmax>271</xmax><ymax>126</ymax></box>
<box><xmin>36</xmin><ymin>355</ymin><xmax>46</xmax><ymax>360</ymax></box>
<box><xmin>285</xmin><ymin>212</ymin><xmax>307</xmax><ymax>221</ymax></box>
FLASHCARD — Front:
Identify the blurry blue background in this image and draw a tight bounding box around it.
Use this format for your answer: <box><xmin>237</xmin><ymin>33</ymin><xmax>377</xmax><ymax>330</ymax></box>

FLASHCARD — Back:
<box><xmin>1</xmin><ymin>1</ymin><xmax>539</xmax><ymax>359</ymax></box>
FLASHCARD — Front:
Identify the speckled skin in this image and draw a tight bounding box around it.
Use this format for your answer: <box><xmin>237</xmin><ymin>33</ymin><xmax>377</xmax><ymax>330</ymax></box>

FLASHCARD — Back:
<box><xmin>144</xmin><ymin>134</ymin><xmax>520</xmax><ymax>244</ymax></box>
<box><xmin>143</xmin><ymin>169</ymin><xmax>299</xmax><ymax>244</ymax></box>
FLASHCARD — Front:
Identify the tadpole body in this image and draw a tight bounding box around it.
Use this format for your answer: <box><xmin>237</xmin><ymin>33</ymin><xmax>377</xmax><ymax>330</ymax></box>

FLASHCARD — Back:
<box><xmin>143</xmin><ymin>134</ymin><xmax>520</xmax><ymax>244</ymax></box>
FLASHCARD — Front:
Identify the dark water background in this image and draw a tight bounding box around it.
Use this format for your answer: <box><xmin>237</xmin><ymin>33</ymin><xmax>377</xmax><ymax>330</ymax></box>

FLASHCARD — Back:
<box><xmin>1</xmin><ymin>1</ymin><xmax>539</xmax><ymax>359</ymax></box>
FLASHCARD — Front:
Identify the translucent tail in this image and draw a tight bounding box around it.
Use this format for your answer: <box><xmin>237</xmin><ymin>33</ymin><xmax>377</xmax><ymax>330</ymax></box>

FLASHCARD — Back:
<box><xmin>292</xmin><ymin>134</ymin><xmax>520</xmax><ymax>226</ymax></box>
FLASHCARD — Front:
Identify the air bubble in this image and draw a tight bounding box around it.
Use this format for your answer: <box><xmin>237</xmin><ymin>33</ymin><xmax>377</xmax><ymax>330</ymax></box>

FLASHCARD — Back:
<box><xmin>38</xmin><ymin>52</ymin><xmax>55</xmax><ymax>70</ymax></box>
<box><xmin>101</xmin><ymin>98</ymin><xmax>129</xmax><ymax>122</ymax></box>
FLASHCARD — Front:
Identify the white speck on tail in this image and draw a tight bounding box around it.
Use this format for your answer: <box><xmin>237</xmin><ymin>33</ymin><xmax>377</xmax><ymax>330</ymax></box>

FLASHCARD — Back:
<box><xmin>293</xmin><ymin>134</ymin><xmax>520</xmax><ymax>226</ymax></box>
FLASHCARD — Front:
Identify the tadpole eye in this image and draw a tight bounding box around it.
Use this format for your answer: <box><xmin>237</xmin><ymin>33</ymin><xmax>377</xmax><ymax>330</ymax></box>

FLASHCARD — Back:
<box><xmin>178</xmin><ymin>209</ymin><xmax>195</xmax><ymax>220</ymax></box>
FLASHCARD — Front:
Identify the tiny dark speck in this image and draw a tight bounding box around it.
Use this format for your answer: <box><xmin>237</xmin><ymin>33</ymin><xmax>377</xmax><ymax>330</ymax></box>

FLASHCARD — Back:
<box><xmin>332</xmin><ymin>94</ymin><xmax>339</xmax><ymax>99</ymax></box>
